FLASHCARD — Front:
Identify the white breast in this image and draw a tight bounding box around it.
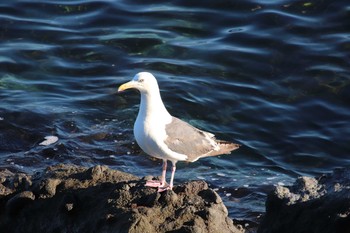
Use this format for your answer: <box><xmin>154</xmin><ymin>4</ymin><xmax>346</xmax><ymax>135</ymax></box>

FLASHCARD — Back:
<box><xmin>134</xmin><ymin>107</ymin><xmax>188</xmax><ymax>162</ymax></box>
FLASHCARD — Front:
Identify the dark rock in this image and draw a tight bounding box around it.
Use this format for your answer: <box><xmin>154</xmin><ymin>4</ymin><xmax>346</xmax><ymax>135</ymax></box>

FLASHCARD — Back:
<box><xmin>6</xmin><ymin>191</ymin><xmax>35</xmax><ymax>214</ymax></box>
<box><xmin>0</xmin><ymin>164</ymin><xmax>244</xmax><ymax>233</ymax></box>
<box><xmin>258</xmin><ymin>168</ymin><xmax>350</xmax><ymax>233</ymax></box>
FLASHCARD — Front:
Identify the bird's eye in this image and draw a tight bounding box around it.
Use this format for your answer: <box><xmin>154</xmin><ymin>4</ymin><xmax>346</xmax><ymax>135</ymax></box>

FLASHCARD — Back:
<box><xmin>138</xmin><ymin>79</ymin><xmax>144</xmax><ymax>83</ymax></box>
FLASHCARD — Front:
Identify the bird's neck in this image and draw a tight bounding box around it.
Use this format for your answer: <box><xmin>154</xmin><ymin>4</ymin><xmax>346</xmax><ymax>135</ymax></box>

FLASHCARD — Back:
<box><xmin>139</xmin><ymin>91</ymin><xmax>171</xmax><ymax>121</ymax></box>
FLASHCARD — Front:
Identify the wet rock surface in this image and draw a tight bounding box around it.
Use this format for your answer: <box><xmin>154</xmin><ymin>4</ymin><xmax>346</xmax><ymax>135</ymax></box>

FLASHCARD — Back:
<box><xmin>258</xmin><ymin>168</ymin><xmax>350</xmax><ymax>233</ymax></box>
<box><xmin>0</xmin><ymin>164</ymin><xmax>243</xmax><ymax>233</ymax></box>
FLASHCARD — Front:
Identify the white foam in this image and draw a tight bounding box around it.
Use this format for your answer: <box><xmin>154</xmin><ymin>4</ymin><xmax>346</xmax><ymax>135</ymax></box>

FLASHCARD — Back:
<box><xmin>267</xmin><ymin>176</ymin><xmax>277</xmax><ymax>180</ymax></box>
<box><xmin>39</xmin><ymin>136</ymin><xmax>58</xmax><ymax>146</ymax></box>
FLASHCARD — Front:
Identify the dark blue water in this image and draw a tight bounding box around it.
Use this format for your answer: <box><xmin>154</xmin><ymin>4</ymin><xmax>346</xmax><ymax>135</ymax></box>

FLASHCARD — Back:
<box><xmin>1</xmin><ymin>0</ymin><xmax>349</xmax><ymax>229</ymax></box>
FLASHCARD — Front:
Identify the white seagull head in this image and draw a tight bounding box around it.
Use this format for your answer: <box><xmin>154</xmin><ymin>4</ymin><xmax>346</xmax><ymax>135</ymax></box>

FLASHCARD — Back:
<box><xmin>118</xmin><ymin>72</ymin><xmax>159</xmax><ymax>94</ymax></box>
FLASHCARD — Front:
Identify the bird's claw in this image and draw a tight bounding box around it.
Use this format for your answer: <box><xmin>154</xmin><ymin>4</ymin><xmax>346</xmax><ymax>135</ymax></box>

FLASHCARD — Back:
<box><xmin>145</xmin><ymin>180</ymin><xmax>163</xmax><ymax>188</ymax></box>
<box><xmin>145</xmin><ymin>180</ymin><xmax>172</xmax><ymax>192</ymax></box>
<box><xmin>157</xmin><ymin>185</ymin><xmax>172</xmax><ymax>192</ymax></box>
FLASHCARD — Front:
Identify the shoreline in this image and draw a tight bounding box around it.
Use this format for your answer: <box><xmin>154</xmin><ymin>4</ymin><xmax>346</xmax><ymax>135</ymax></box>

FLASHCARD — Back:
<box><xmin>1</xmin><ymin>164</ymin><xmax>348</xmax><ymax>233</ymax></box>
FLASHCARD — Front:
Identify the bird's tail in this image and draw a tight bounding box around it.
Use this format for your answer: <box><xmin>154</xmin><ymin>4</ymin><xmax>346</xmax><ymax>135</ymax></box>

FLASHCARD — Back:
<box><xmin>206</xmin><ymin>140</ymin><xmax>240</xmax><ymax>157</ymax></box>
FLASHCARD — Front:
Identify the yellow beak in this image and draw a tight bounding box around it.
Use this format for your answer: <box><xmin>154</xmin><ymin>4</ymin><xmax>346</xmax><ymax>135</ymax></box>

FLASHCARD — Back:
<box><xmin>118</xmin><ymin>81</ymin><xmax>136</xmax><ymax>92</ymax></box>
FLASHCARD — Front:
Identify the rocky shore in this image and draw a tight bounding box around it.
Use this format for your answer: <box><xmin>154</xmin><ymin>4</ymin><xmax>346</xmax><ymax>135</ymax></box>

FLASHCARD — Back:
<box><xmin>0</xmin><ymin>164</ymin><xmax>243</xmax><ymax>233</ymax></box>
<box><xmin>258</xmin><ymin>168</ymin><xmax>350</xmax><ymax>233</ymax></box>
<box><xmin>1</xmin><ymin>164</ymin><xmax>349</xmax><ymax>233</ymax></box>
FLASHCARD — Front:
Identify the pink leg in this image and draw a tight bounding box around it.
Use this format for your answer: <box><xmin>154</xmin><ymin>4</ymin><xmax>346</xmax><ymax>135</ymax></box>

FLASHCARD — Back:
<box><xmin>169</xmin><ymin>162</ymin><xmax>176</xmax><ymax>189</ymax></box>
<box><xmin>160</xmin><ymin>160</ymin><xmax>167</xmax><ymax>186</ymax></box>
<box><xmin>158</xmin><ymin>161</ymin><xmax>176</xmax><ymax>192</ymax></box>
<box><xmin>145</xmin><ymin>160</ymin><xmax>167</xmax><ymax>188</ymax></box>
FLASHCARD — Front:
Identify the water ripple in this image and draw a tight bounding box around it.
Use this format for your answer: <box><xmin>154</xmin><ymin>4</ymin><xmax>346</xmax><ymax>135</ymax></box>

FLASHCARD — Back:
<box><xmin>1</xmin><ymin>0</ymin><xmax>350</xmax><ymax>228</ymax></box>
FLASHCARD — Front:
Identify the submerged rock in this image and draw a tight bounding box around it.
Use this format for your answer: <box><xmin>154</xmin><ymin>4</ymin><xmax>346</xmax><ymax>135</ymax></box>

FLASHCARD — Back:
<box><xmin>258</xmin><ymin>168</ymin><xmax>350</xmax><ymax>233</ymax></box>
<box><xmin>0</xmin><ymin>164</ymin><xmax>244</xmax><ymax>233</ymax></box>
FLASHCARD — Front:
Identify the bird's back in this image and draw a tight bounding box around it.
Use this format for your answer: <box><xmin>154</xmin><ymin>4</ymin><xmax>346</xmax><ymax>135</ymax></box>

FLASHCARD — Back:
<box><xmin>164</xmin><ymin>117</ymin><xmax>240</xmax><ymax>162</ymax></box>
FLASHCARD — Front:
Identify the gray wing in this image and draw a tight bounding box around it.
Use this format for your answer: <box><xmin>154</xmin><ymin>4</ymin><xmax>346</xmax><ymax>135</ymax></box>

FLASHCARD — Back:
<box><xmin>164</xmin><ymin>117</ymin><xmax>217</xmax><ymax>161</ymax></box>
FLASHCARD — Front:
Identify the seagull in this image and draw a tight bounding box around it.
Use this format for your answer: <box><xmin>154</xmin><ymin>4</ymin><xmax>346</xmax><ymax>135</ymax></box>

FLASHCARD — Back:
<box><xmin>118</xmin><ymin>72</ymin><xmax>240</xmax><ymax>192</ymax></box>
